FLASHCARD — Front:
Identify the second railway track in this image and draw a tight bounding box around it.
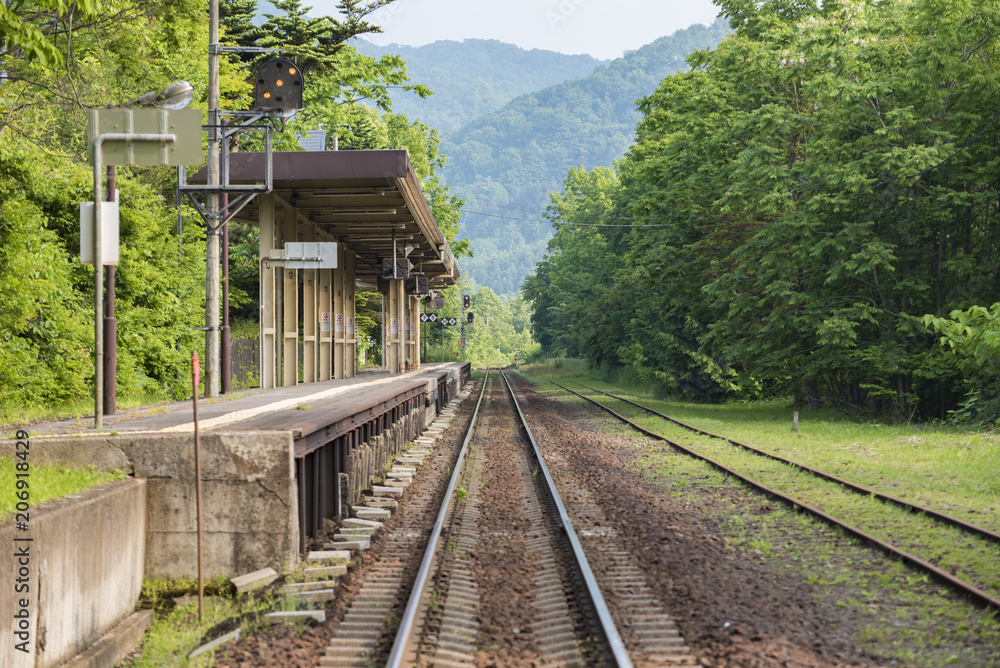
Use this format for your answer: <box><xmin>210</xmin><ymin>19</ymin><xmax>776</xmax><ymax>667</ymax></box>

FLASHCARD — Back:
<box><xmin>550</xmin><ymin>379</ymin><xmax>1000</xmax><ymax>614</ymax></box>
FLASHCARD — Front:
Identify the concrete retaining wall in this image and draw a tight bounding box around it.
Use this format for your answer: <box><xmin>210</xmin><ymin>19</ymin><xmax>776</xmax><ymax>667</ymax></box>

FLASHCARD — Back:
<box><xmin>0</xmin><ymin>479</ymin><xmax>146</xmax><ymax>668</ymax></box>
<box><xmin>3</xmin><ymin>432</ymin><xmax>298</xmax><ymax>579</ymax></box>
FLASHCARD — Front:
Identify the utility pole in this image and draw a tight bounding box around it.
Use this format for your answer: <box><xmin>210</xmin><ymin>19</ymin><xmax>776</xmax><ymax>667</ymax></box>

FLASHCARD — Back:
<box><xmin>205</xmin><ymin>0</ymin><xmax>221</xmax><ymax>397</ymax></box>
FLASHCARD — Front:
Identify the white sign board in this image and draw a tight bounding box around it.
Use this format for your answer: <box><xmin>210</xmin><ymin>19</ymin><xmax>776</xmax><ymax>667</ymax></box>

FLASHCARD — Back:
<box><xmin>320</xmin><ymin>312</ymin><xmax>330</xmax><ymax>332</ymax></box>
<box><xmin>335</xmin><ymin>313</ymin><xmax>344</xmax><ymax>332</ymax></box>
<box><xmin>283</xmin><ymin>241</ymin><xmax>338</xmax><ymax>269</ymax></box>
<box><xmin>390</xmin><ymin>317</ymin><xmax>399</xmax><ymax>335</ymax></box>
<box><xmin>80</xmin><ymin>201</ymin><xmax>120</xmax><ymax>265</ymax></box>
<box><xmin>347</xmin><ymin>316</ymin><xmax>355</xmax><ymax>335</ymax></box>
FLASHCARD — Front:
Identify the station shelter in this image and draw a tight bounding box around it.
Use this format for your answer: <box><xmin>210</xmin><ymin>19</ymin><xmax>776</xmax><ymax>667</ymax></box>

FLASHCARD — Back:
<box><xmin>221</xmin><ymin>150</ymin><xmax>459</xmax><ymax>388</ymax></box>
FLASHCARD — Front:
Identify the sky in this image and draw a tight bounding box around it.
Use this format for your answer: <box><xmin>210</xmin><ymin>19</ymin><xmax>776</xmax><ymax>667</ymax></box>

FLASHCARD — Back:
<box><xmin>310</xmin><ymin>0</ymin><xmax>723</xmax><ymax>61</ymax></box>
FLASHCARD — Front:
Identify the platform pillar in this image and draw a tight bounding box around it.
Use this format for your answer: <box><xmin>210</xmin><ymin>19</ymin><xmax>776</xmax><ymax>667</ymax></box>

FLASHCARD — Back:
<box><xmin>319</xmin><ymin>262</ymin><xmax>332</xmax><ymax>381</ymax></box>
<box><xmin>386</xmin><ymin>279</ymin><xmax>405</xmax><ymax>374</ymax></box>
<box><xmin>302</xmin><ymin>223</ymin><xmax>317</xmax><ymax>383</ymax></box>
<box><xmin>345</xmin><ymin>250</ymin><xmax>357</xmax><ymax>378</ymax></box>
<box><xmin>333</xmin><ymin>243</ymin><xmax>346</xmax><ymax>379</ymax></box>
<box><xmin>259</xmin><ymin>194</ymin><xmax>276</xmax><ymax>390</ymax></box>
<box><xmin>282</xmin><ymin>204</ymin><xmax>298</xmax><ymax>386</ymax></box>
<box><xmin>407</xmin><ymin>295</ymin><xmax>417</xmax><ymax>369</ymax></box>
<box><xmin>413</xmin><ymin>296</ymin><xmax>421</xmax><ymax>367</ymax></box>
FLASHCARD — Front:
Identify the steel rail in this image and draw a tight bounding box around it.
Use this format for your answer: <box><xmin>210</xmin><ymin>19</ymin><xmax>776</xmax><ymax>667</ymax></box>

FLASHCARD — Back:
<box><xmin>386</xmin><ymin>368</ymin><xmax>491</xmax><ymax>667</ymax></box>
<box><xmin>549</xmin><ymin>381</ymin><xmax>1000</xmax><ymax>614</ymax></box>
<box><xmin>567</xmin><ymin>381</ymin><xmax>1000</xmax><ymax>545</ymax></box>
<box><xmin>504</xmin><ymin>370</ymin><xmax>634</xmax><ymax>666</ymax></box>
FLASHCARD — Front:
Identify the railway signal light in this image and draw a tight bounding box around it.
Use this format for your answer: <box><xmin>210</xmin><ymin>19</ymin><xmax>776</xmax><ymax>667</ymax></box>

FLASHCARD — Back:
<box><xmin>467</xmin><ymin>312</ymin><xmax>474</xmax><ymax>324</ymax></box>
<box><xmin>254</xmin><ymin>58</ymin><xmax>304</xmax><ymax>111</ymax></box>
<box><xmin>462</xmin><ymin>294</ymin><xmax>470</xmax><ymax>309</ymax></box>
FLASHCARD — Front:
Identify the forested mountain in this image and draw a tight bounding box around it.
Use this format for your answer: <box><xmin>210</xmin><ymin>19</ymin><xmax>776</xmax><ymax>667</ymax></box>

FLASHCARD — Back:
<box><xmin>351</xmin><ymin>38</ymin><xmax>605</xmax><ymax>133</ymax></box>
<box><xmin>443</xmin><ymin>19</ymin><xmax>730</xmax><ymax>295</ymax></box>
<box><xmin>524</xmin><ymin>0</ymin><xmax>1000</xmax><ymax>424</ymax></box>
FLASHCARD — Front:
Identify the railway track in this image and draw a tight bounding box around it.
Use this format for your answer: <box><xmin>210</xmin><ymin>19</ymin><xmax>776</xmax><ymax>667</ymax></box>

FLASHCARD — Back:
<box><xmin>549</xmin><ymin>379</ymin><xmax>1000</xmax><ymax>614</ymax></box>
<box><xmin>321</xmin><ymin>368</ymin><xmax>698</xmax><ymax>667</ymax></box>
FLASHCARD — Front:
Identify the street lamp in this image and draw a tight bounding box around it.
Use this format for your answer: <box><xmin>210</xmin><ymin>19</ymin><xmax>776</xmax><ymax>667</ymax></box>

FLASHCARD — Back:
<box><xmin>135</xmin><ymin>81</ymin><xmax>195</xmax><ymax>110</ymax></box>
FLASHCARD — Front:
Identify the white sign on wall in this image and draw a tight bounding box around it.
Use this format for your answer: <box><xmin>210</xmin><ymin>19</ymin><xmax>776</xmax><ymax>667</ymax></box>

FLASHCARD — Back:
<box><xmin>335</xmin><ymin>313</ymin><xmax>344</xmax><ymax>332</ymax></box>
<box><xmin>320</xmin><ymin>311</ymin><xmax>331</xmax><ymax>333</ymax></box>
<box><xmin>390</xmin><ymin>317</ymin><xmax>399</xmax><ymax>335</ymax></box>
<box><xmin>346</xmin><ymin>316</ymin><xmax>355</xmax><ymax>335</ymax></box>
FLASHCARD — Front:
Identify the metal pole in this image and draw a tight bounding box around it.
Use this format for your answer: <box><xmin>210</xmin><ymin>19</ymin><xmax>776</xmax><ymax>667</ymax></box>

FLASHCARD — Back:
<box><xmin>205</xmin><ymin>0</ymin><xmax>221</xmax><ymax>398</ymax></box>
<box><xmin>103</xmin><ymin>165</ymin><xmax>117</xmax><ymax>416</ymax></box>
<box><xmin>93</xmin><ymin>139</ymin><xmax>103</xmax><ymax>430</ymax></box>
<box><xmin>221</xmin><ymin>191</ymin><xmax>231</xmax><ymax>393</ymax></box>
<box><xmin>191</xmin><ymin>352</ymin><xmax>205</xmax><ymax>620</ymax></box>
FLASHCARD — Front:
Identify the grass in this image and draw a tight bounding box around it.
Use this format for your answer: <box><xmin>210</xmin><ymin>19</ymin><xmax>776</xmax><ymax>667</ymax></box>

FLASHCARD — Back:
<box><xmin>0</xmin><ymin>457</ymin><xmax>126</xmax><ymax>518</ymax></box>
<box><xmin>127</xmin><ymin>574</ymin><xmax>311</xmax><ymax>667</ymax></box>
<box><xmin>524</xmin><ymin>366</ymin><xmax>1000</xmax><ymax>528</ymax></box>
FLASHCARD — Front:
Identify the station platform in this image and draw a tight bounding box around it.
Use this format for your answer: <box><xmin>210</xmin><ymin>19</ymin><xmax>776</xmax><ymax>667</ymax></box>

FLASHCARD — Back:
<box><xmin>11</xmin><ymin>362</ymin><xmax>472</xmax><ymax>577</ymax></box>
<box><xmin>22</xmin><ymin>362</ymin><xmax>470</xmax><ymax>440</ymax></box>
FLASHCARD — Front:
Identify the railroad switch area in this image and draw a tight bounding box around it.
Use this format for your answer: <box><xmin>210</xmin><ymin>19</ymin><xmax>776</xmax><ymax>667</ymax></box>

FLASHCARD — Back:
<box><xmin>12</xmin><ymin>362</ymin><xmax>471</xmax><ymax>578</ymax></box>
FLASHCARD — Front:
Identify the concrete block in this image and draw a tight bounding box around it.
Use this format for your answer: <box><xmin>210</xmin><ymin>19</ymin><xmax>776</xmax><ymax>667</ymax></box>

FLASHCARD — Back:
<box><xmin>231</xmin><ymin>567</ymin><xmax>279</xmax><ymax>594</ymax></box>
<box><xmin>285</xmin><ymin>589</ymin><xmax>337</xmax><ymax>603</ymax></box>
<box><xmin>323</xmin><ymin>540</ymin><xmax>367</xmax><ymax>551</ymax></box>
<box><xmin>334</xmin><ymin>533</ymin><xmax>371</xmax><ymax>544</ymax></box>
<box><xmin>353</xmin><ymin>507</ymin><xmax>392</xmax><ymax>519</ymax></box>
<box><xmin>17</xmin><ymin>432</ymin><xmax>300</xmax><ymax>582</ymax></box>
<box><xmin>341</xmin><ymin>518</ymin><xmax>383</xmax><ymax>529</ymax></box>
<box><xmin>145</xmin><ymin>529</ymin><xmax>293</xmax><ymax>580</ymax></box>
<box><xmin>188</xmin><ymin>628</ymin><xmax>241</xmax><ymax>659</ymax></box>
<box><xmin>372</xmin><ymin>485</ymin><xmax>403</xmax><ymax>498</ymax></box>
<box><xmin>60</xmin><ymin>610</ymin><xmax>152</xmax><ymax>668</ymax></box>
<box><xmin>307</xmin><ymin>550</ymin><xmax>351</xmax><ymax>563</ymax></box>
<box><xmin>395</xmin><ymin>457</ymin><xmax>422</xmax><ymax>465</ymax></box>
<box><xmin>304</xmin><ymin>565</ymin><xmax>347</xmax><ymax>581</ymax></box>
<box><xmin>0</xmin><ymin>479</ymin><xmax>146</xmax><ymax>668</ymax></box>
<box><xmin>383</xmin><ymin>479</ymin><xmax>409</xmax><ymax>488</ymax></box>
<box><xmin>362</xmin><ymin>497</ymin><xmax>398</xmax><ymax>508</ymax></box>
<box><xmin>145</xmin><ymin>478</ymin><xmax>297</xmax><ymax>533</ymax></box>
<box><xmin>281</xmin><ymin>581</ymin><xmax>336</xmax><ymax>593</ymax></box>
<box><xmin>265</xmin><ymin>610</ymin><xmax>326</xmax><ymax>625</ymax></box>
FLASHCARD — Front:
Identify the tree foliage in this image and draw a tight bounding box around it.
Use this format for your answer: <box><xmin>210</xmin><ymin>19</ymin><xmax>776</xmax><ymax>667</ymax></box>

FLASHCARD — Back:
<box><xmin>525</xmin><ymin>0</ymin><xmax>1000</xmax><ymax>422</ymax></box>
<box><xmin>0</xmin><ymin>0</ymin><xmax>461</xmax><ymax>413</ymax></box>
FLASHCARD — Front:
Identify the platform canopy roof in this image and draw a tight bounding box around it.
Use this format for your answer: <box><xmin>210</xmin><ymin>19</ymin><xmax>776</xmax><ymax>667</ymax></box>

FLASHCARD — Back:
<box><xmin>204</xmin><ymin>150</ymin><xmax>459</xmax><ymax>287</ymax></box>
